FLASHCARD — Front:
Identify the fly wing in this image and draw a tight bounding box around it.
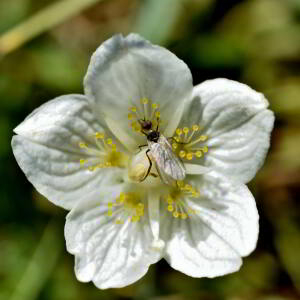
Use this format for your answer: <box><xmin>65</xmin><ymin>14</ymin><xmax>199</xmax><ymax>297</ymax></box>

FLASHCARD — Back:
<box><xmin>148</xmin><ymin>135</ymin><xmax>186</xmax><ymax>185</ymax></box>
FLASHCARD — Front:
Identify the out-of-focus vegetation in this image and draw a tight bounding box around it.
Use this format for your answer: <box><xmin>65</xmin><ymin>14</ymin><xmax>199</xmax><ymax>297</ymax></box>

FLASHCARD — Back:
<box><xmin>1</xmin><ymin>0</ymin><xmax>300</xmax><ymax>299</ymax></box>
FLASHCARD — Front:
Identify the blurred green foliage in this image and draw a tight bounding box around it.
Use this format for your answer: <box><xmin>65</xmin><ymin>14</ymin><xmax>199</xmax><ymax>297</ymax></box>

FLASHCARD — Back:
<box><xmin>1</xmin><ymin>0</ymin><xmax>300</xmax><ymax>299</ymax></box>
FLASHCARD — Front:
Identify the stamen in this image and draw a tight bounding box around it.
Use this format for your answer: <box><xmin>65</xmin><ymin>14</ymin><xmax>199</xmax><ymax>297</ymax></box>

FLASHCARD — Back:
<box><xmin>179</xmin><ymin>150</ymin><xmax>186</xmax><ymax>158</ymax></box>
<box><xmin>186</xmin><ymin>152</ymin><xmax>193</xmax><ymax>160</ymax></box>
<box><xmin>141</xmin><ymin>97</ymin><xmax>149</xmax><ymax>104</ymax></box>
<box><xmin>107</xmin><ymin>192</ymin><xmax>145</xmax><ymax>224</ymax></box>
<box><xmin>127</xmin><ymin>99</ymin><xmax>162</xmax><ymax>135</ymax></box>
<box><xmin>165</xmin><ymin>181</ymin><xmax>199</xmax><ymax>219</ymax></box>
<box><xmin>141</xmin><ymin>97</ymin><xmax>149</xmax><ymax>119</ymax></box>
<box><xmin>176</xmin><ymin>128</ymin><xmax>182</xmax><ymax>135</ymax></box>
<box><xmin>172</xmin><ymin>143</ymin><xmax>178</xmax><ymax>150</ymax></box>
<box><xmin>78</xmin><ymin>132</ymin><xmax>127</xmax><ymax>171</ymax></box>
<box><xmin>172</xmin><ymin>124</ymin><xmax>209</xmax><ymax>161</ymax></box>
<box><xmin>79</xmin><ymin>142</ymin><xmax>88</xmax><ymax>148</ymax></box>
<box><xmin>95</xmin><ymin>132</ymin><xmax>105</xmax><ymax>139</ymax></box>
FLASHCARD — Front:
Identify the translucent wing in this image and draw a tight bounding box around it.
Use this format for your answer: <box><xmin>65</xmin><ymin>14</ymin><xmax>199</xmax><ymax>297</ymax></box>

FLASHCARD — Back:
<box><xmin>148</xmin><ymin>135</ymin><xmax>185</xmax><ymax>185</ymax></box>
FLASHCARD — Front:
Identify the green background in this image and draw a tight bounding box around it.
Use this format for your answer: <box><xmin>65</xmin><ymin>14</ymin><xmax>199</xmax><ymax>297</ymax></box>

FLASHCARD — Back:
<box><xmin>1</xmin><ymin>0</ymin><xmax>300</xmax><ymax>299</ymax></box>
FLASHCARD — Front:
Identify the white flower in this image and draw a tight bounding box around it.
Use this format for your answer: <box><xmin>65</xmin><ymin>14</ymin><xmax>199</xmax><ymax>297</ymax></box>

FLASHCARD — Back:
<box><xmin>11</xmin><ymin>34</ymin><xmax>274</xmax><ymax>288</ymax></box>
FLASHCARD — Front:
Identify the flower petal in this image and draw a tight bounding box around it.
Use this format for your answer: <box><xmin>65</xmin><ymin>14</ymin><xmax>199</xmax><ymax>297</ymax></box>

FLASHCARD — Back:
<box><xmin>84</xmin><ymin>34</ymin><xmax>193</xmax><ymax>149</ymax></box>
<box><xmin>65</xmin><ymin>186</ymin><xmax>162</xmax><ymax>289</ymax></box>
<box><xmin>161</xmin><ymin>172</ymin><xmax>258</xmax><ymax>278</ymax></box>
<box><xmin>182</xmin><ymin>79</ymin><xmax>274</xmax><ymax>183</ymax></box>
<box><xmin>12</xmin><ymin>94</ymin><xmax>124</xmax><ymax>210</ymax></box>
<box><xmin>148</xmin><ymin>191</ymin><xmax>165</xmax><ymax>251</ymax></box>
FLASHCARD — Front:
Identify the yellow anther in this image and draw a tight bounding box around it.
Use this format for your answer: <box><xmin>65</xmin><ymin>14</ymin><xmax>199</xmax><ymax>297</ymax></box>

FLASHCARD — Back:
<box><xmin>202</xmin><ymin>146</ymin><xmax>208</xmax><ymax>153</ymax></box>
<box><xmin>192</xmin><ymin>125</ymin><xmax>200</xmax><ymax>131</ymax></box>
<box><xmin>95</xmin><ymin>132</ymin><xmax>104</xmax><ymax>139</ymax></box>
<box><xmin>79</xmin><ymin>159</ymin><xmax>85</xmax><ymax>165</ymax></box>
<box><xmin>116</xmin><ymin>219</ymin><xmax>124</xmax><ymax>224</ymax></box>
<box><xmin>155</xmin><ymin>111</ymin><xmax>160</xmax><ymax>118</ymax></box>
<box><xmin>138</xmin><ymin>203</ymin><xmax>144</xmax><ymax>210</ymax></box>
<box><xmin>167</xmin><ymin>196</ymin><xmax>173</xmax><ymax>204</ymax></box>
<box><xmin>88</xmin><ymin>166</ymin><xmax>95</xmax><ymax>171</ymax></box>
<box><xmin>177</xmin><ymin>181</ymin><xmax>184</xmax><ymax>188</ymax></box>
<box><xmin>192</xmin><ymin>192</ymin><xmax>200</xmax><ymax>198</ymax></box>
<box><xmin>172</xmin><ymin>143</ymin><xmax>178</xmax><ymax>149</ymax></box>
<box><xmin>176</xmin><ymin>128</ymin><xmax>182</xmax><ymax>135</ymax></box>
<box><xmin>173</xmin><ymin>211</ymin><xmax>179</xmax><ymax>218</ymax></box>
<box><xmin>181</xmin><ymin>213</ymin><xmax>187</xmax><ymax>219</ymax></box>
<box><xmin>183</xmin><ymin>127</ymin><xmax>189</xmax><ymax>134</ymax></box>
<box><xmin>128</xmin><ymin>113</ymin><xmax>134</xmax><ymax>120</ymax></box>
<box><xmin>141</xmin><ymin>97</ymin><xmax>149</xmax><ymax>104</ymax></box>
<box><xmin>179</xmin><ymin>150</ymin><xmax>186</xmax><ymax>158</ymax></box>
<box><xmin>174</xmin><ymin>136</ymin><xmax>180</xmax><ymax>142</ymax></box>
<box><xmin>130</xmin><ymin>107</ymin><xmax>137</xmax><ymax>112</ymax></box>
<box><xmin>107</xmin><ymin>210</ymin><xmax>113</xmax><ymax>216</ymax></box>
<box><xmin>106</xmin><ymin>138</ymin><xmax>113</xmax><ymax>145</ymax></box>
<box><xmin>107</xmin><ymin>202</ymin><xmax>113</xmax><ymax>208</ymax></box>
<box><xmin>167</xmin><ymin>205</ymin><xmax>174</xmax><ymax>212</ymax></box>
<box><xmin>185</xmin><ymin>184</ymin><xmax>192</xmax><ymax>191</ymax></box>
<box><xmin>105</xmin><ymin>162</ymin><xmax>112</xmax><ymax>167</ymax></box>
<box><xmin>186</xmin><ymin>152</ymin><xmax>193</xmax><ymax>160</ymax></box>
<box><xmin>152</xmin><ymin>103</ymin><xmax>158</xmax><ymax>109</ymax></box>
<box><xmin>195</xmin><ymin>151</ymin><xmax>202</xmax><ymax>158</ymax></box>
<box><xmin>131</xmin><ymin>215</ymin><xmax>140</xmax><ymax>222</ymax></box>
<box><xmin>136</xmin><ymin>209</ymin><xmax>144</xmax><ymax>217</ymax></box>
<box><xmin>79</xmin><ymin>142</ymin><xmax>88</xmax><ymax>148</ymax></box>
<box><xmin>111</xmin><ymin>144</ymin><xmax>117</xmax><ymax>150</ymax></box>
<box><xmin>119</xmin><ymin>193</ymin><xmax>125</xmax><ymax>203</ymax></box>
<box><xmin>200</xmin><ymin>135</ymin><xmax>208</xmax><ymax>141</ymax></box>
<box><xmin>132</xmin><ymin>123</ymin><xmax>141</xmax><ymax>132</ymax></box>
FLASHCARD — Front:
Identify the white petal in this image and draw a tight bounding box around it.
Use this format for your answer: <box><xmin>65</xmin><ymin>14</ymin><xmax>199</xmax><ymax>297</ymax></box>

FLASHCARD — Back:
<box><xmin>184</xmin><ymin>163</ymin><xmax>210</xmax><ymax>175</ymax></box>
<box><xmin>161</xmin><ymin>172</ymin><xmax>258</xmax><ymax>278</ymax></box>
<box><xmin>12</xmin><ymin>95</ymin><xmax>124</xmax><ymax>210</ymax></box>
<box><xmin>182</xmin><ymin>79</ymin><xmax>274</xmax><ymax>183</ymax></box>
<box><xmin>65</xmin><ymin>186</ymin><xmax>162</xmax><ymax>289</ymax></box>
<box><xmin>84</xmin><ymin>34</ymin><xmax>193</xmax><ymax>147</ymax></box>
<box><xmin>148</xmin><ymin>191</ymin><xmax>165</xmax><ymax>251</ymax></box>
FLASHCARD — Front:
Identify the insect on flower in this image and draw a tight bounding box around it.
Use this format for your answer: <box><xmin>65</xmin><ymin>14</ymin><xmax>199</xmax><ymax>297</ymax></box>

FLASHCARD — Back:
<box><xmin>139</xmin><ymin>117</ymin><xmax>186</xmax><ymax>185</ymax></box>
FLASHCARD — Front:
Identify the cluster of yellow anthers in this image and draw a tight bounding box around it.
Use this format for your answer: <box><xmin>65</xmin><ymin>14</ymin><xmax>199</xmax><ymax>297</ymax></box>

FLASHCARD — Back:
<box><xmin>127</xmin><ymin>97</ymin><xmax>161</xmax><ymax>132</ymax></box>
<box><xmin>78</xmin><ymin>132</ymin><xmax>122</xmax><ymax>171</ymax></box>
<box><xmin>172</xmin><ymin>125</ymin><xmax>208</xmax><ymax>160</ymax></box>
<box><xmin>107</xmin><ymin>193</ymin><xmax>145</xmax><ymax>224</ymax></box>
<box><xmin>165</xmin><ymin>181</ymin><xmax>199</xmax><ymax>219</ymax></box>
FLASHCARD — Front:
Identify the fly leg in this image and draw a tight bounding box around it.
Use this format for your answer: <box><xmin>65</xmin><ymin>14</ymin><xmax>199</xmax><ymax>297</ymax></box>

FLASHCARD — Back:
<box><xmin>140</xmin><ymin>149</ymin><xmax>152</xmax><ymax>182</ymax></box>
<box><xmin>138</xmin><ymin>144</ymin><xmax>147</xmax><ymax>152</ymax></box>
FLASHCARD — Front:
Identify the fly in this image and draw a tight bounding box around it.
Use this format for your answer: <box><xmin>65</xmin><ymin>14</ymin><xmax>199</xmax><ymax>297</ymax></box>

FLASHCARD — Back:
<box><xmin>138</xmin><ymin>118</ymin><xmax>186</xmax><ymax>185</ymax></box>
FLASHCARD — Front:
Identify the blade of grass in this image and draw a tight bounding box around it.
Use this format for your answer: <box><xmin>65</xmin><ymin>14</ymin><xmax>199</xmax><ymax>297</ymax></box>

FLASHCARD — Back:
<box><xmin>9</xmin><ymin>220</ymin><xmax>63</xmax><ymax>300</ymax></box>
<box><xmin>0</xmin><ymin>0</ymin><xmax>104</xmax><ymax>56</ymax></box>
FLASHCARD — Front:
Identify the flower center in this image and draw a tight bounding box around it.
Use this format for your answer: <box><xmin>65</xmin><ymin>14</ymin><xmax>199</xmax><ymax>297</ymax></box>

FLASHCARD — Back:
<box><xmin>165</xmin><ymin>181</ymin><xmax>199</xmax><ymax>219</ymax></box>
<box><xmin>78</xmin><ymin>132</ymin><xmax>128</xmax><ymax>171</ymax></box>
<box><xmin>172</xmin><ymin>125</ymin><xmax>208</xmax><ymax>161</ymax></box>
<box><xmin>127</xmin><ymin>97</ymin><xmax>162</xmax><ymax>133</ymax></box>
<box><xmin>107</xmin><ymin>192</ymin><xmax>145</xmax><ymax>224</ymax></box>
